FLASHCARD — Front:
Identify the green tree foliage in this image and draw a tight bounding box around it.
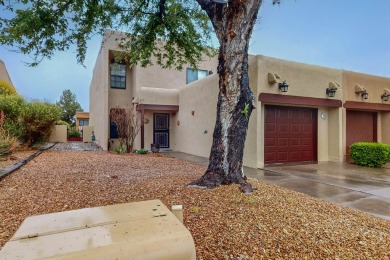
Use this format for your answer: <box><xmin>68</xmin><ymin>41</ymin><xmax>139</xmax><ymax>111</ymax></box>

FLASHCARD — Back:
<box><xmin>0</xmin><ymin>0</ymin><xmax>214</xmax><ymax>69</ymax></box>
<box><xmin>0</xmin><ymin>110</ymin><xmax>19</xmax><ymax>158</ymax></box>
<box><xmin>0</xmin><ymin>95</ymin><xmax>26</xmax><ymax>137</ymax></box>
<box><xmin>0</xmin><ymin>80</ymin><xmax>17</xmax><ymax>96</ymax></box>
<box><xmin>20</xmin><ymin>101</ymin><xmax>61</xmax><ymax>146</ymax></box>
<box><xmin>0</xmin><ymin>95</ymin><xmax>61</xmax><ymax>147</ymax></box>
<box><xmin>56</xmin><ymin>89</ymin><xmax>83</xmax><ymax>125</ymax></box>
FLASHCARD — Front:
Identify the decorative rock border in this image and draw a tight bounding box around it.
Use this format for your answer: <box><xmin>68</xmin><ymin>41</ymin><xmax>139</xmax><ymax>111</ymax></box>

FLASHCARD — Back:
<box><xmin>0</xmin><ymin>143</ymin><xmax>56</xmax><ymax>181</ymax></box>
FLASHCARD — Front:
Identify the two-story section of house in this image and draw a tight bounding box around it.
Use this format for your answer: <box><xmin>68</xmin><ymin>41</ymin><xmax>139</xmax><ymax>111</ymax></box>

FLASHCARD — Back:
<box><xmin>89</xmin><ymin>30</ymin><xmax>218</xmax><ymax>151</ymax></box>
<box><xmin>0</xmin><ymin>59</ymin><xmax>13</xmax><ymax>85</ymax></box>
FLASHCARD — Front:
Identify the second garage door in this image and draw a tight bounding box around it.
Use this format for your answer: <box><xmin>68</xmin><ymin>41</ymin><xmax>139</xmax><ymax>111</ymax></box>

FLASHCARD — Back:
<box><xmin>264</xmin><ymin>105</ymin><xmax>317</xmax><ymax>164</ymax></box>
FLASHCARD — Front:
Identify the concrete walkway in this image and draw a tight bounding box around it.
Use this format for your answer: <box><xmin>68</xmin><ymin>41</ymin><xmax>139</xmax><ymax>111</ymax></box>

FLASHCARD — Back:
<box><xmin>166</xmin><ymin>152</ymin><xmax>390</xmax><ymax>220</ymax></box>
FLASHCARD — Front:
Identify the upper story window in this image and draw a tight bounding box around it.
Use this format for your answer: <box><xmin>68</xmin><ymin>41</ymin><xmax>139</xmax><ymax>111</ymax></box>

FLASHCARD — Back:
<box><xmin>186</xmin><ymin>68</ymin><xmax>210</xmax><ymax>84</ymax></box>
<box><xmin>110</xmin><ymin>59</ymin><xmax>126</xmax><ymax>89</ymax></box>
<box><xmin>79</xmin><ymin>119</ymin><xmax>89</xmax><ymax>126</ymax></box>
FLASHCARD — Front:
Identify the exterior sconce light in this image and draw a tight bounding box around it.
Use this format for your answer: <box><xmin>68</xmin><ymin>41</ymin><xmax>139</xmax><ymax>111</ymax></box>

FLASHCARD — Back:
<box><xmin>326</xmin><ymin>88</ymin><xmax>337</xmax><ymax>98</ymax></box>
<box><xmin>278</xmin><ymin>81</ymin><xmax>289</xmax><ymax>92</ymax></box>
<box><xmin>381</xmin><ymin>93</ymin><xmax>389</xmax><ymax>102</ymax></box>
<box><xmin>361</xmin><ymin>90</ymin><xmax>369</xmax><ymax>100</ymax></box>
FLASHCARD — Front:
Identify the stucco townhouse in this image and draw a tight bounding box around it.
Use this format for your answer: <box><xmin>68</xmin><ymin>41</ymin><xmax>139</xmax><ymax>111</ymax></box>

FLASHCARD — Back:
<box><xmin>89</xmin><ymin>31</ymin><xmax>390</xmax><ymax>168</ymax></box>
<box><xmin>0</xmin><ymin>59</ymin><xmax>13</xmax><ymax>85</ymax></box>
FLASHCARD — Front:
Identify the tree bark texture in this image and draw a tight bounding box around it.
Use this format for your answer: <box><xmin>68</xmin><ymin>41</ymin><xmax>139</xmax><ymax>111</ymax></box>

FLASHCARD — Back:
<box><xmin>190</xmin><ymin>0</ymin><xmax>262</xmax><ymax>193</ymax></box>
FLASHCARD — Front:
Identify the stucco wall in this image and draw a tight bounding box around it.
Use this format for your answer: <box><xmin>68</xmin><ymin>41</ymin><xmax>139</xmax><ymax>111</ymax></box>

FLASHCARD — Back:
<box><xmin>49</xmin><ymin>125</ymin><xmax>67</xmax><ymax>143</ymax></box>
<box><xmin>174</xmin><ymin>75</ymin><xmax>218</xmax><ymax>158</ymax></box>
<box><xmin>343</xmin><ymin>70</ymin><xmax>390</xmax><ymax>103</ymax></box>
<box><xmin>0</xmin><ymin>59</ymin><xmax>12</xmax><ymax>85</ymax></box>
<box><xmin>89</xmin><ymin>46</ymin><xmax>109</xmax><ymax>150</ymax></box>
<box><xmin>382</xmin><ymin>112</ymin><xmax>390</xmax><ymax>144</ymax></box>
<box><xmin>175</xmin><ymin>55</ymin><xmax>259</xmax><ymax>168</ymax></box>
<box><xmin>139</xmin><ymin>88</ymin><xmax>179</xmax><ymax>106</ymax></box>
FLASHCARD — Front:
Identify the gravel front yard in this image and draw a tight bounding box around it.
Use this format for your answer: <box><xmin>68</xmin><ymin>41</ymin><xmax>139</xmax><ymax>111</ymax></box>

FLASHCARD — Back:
<box><xmin>0</xmin><ymin>150</ymin><xmax>389</xmax><ymax>259</ymax></box>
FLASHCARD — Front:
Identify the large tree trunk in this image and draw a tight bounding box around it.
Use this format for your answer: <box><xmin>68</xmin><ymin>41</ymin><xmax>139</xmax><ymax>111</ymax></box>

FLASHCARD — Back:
<box><xmin>190</xmin><ymin>0</ymin><xmax>262</xmax><ymax>193</ymax></box>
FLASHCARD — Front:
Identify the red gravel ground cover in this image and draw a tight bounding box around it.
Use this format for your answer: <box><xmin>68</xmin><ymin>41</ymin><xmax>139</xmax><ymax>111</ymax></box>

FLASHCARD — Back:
<box><xmin>0</xmin><ymin>150</ymin><xmax>389</xmax><ymax>259</ymax></box>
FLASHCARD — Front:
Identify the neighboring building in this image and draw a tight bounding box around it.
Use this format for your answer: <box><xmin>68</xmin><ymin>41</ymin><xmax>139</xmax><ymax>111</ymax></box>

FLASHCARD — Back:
<box><xmin>0</xmin><ymin>59</ymin><xmax>13</xmax><ymax>85</ymax></box>
<box><xmin>90</xmin><ymin>31</ymin><xmax>390</xmax><ymax>168</ymax></box>
<box><xmin>75</xmin><ymin>112</ymin><xmax>90</xmax><ymax>128</ymax></box>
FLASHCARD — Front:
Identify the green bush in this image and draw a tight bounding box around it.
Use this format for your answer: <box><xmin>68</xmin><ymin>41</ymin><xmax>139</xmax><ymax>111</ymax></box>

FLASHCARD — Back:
<box><xmin>136</xmin><ymin>148</ymin><xmax>149</xmax><ymax>154</ymax></box>
<box><xmin>0</xmin><ymin>80</ymin><xmax>17</xmax><ymax>96</ymax></box>
<box><xmin>67</xmin><ymin>129</ymin><xmax>81</xmax><ymax>138</ymax></box>
<box><xmin>0</xmin><ymin>110</ymin><xmax>19</xmax><ymax>158</ymax></box>
<box><xmin>20</xmin><ymin>101</ymin><xmax>61</xmax><ymax>146</ymax></box>
<box><xmin>56</xmin><ymin>120</ymin><xmax>69</xmax><ymax>126</ymax></box>
<box><xmin>0</xmin><ymin>95</ymin><xmax>26</xmax><ymax>138</ymax></box>
<box><xmin>114</xmin><ymin>145</ymin><xmax>126</xmax><ymax>154</ymax></box>
<box><xmin>350</xmin><ymin>142</ymin><xmax>390</xmax><ymax>168</ymax></box>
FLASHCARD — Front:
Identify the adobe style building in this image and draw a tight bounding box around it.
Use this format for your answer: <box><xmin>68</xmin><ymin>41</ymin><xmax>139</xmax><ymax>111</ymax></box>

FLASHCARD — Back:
<box><xmin>0</xmin><ymin>59</ymin><xmax>13</xmax><ymax>85</ymax></box>
<box><xmin>89</xmin><ymin>31</ymin><xmax>390</xmax><ymax>168</ymax></box>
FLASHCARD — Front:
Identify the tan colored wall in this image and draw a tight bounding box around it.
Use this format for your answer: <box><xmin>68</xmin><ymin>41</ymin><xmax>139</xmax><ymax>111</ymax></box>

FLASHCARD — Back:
<box><xmin>139</xmin><ymin>88</ymin><xmax>179</xmax><ymax>106</ymax></box>
<box><xmin>0</xmin><ymin>59</ymin><xmax>13</xmax><ymax>85</ymax></box>
<box><xmin>256</xmin><ymin>55</ymin><xmax>344</xmax><ymax>167</ymax></box>
<box><xmin>49</xmin><ymin>125</ymin><xmax>67</xmax><ymax>143</ymax></box>
<box><xmin>82</xmin><ymin>126</ymin><xmax>94</xmax><ymax>143</ymax></box>
<box><xmin>89</xmin><ymin>46</ymin><xmax>109</xmax><ymax>150</ymax></box>
<box><xmin>382</xmin><ymin>112</ymin><xmax>390</xmax><ymax>144</ymax></box>
<box><xmin>174</xmin><ymin>55</ymin><xmax>259</xmax><ymax>168</ymax></box>
<box><xmin>343</xmin><ymin>70</ymin><xmax>390</xmax><ymax>103</ymax></box>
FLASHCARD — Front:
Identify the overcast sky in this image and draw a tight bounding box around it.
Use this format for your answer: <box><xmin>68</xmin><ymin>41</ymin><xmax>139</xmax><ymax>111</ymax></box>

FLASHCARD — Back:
<box><xmin>1</xmin><ymin>0</ymin><xmax>390</xmax><ymax>111</ymax></box>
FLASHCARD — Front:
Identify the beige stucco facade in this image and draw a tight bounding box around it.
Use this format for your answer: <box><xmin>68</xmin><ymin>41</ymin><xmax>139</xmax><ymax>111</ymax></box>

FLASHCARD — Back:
<box><xmin>90</xmin><ymin>31</ymin><xmax>390</xmax><ymax>169</ymax></box>
<box><xmin>0</xmin><ymin>59</ymin><xmax>13</xmax><ymax>85</ymax></box>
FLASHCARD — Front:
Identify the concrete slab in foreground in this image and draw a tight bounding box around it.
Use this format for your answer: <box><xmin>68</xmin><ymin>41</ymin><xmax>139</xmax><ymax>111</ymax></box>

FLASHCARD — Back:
<box><xmin>0</xmin><ymin>200</ymin><xmax>196</xmax><ymax>260</ymax></box>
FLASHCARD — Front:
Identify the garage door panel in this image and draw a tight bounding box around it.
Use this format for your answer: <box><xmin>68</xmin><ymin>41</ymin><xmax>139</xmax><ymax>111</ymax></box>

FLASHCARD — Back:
<box><xmin>264</xmin><ymin>105</ymin><xmax>317</xmax><ymax>164</ymax></box>
<box><xmin>290</xmin><ymin>138</ymin><xmax>300</xmax><ymax>146</ymax></box>
<box><xmin>301</xmin><ymin>138</ymin><xmax>312</xmax><ymax>146</ymax></box>
<box><xmin>302</xmin><ymin>124</ymin><xmax>312</xmax><ymax>133</ymax></box>
<box><xmin>264</xmin><ymin>138</ymin><xmax>276</xmax><ymax>147</ymax></box>
<box><xmin>278</xmin><ymin>138</ymin><xmax>288</xmax><ymax>147</ymax></box>
<box><xmin>289</xmin><ymin>151</ymin><xmax>300</xmax><ymax>161</ymax></box>
<box><xmin>265</xmin><ymin>122</ymin><xmax>276</xmax><ymax>133</ymax></box>
<box><xmin>265</xmin><ymin>152</ymin><xmax>276</xmax><ymax>162</ymax></box>
<box><xmin>278</xmin><ymin>152</ymin><xmax>288</xmax><ymax>161</ymax></box>
<box><xmin>290</xmin><ymin>124</ymin><xmax>300</xmax><ymax>133</ymax></box>
<box><xmin>278</xmin><ymin>124</ymin><xmax>289</xmax><ymax>133</ymax></box>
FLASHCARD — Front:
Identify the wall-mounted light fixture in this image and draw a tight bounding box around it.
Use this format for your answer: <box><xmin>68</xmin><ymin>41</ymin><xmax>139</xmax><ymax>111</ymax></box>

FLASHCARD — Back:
<box><xmin>278</xmin><ymin>81</ymin><xmax>289</xmax><ymax>92</ymax></box>
<box><xmin>355</xmin><ymin>84</ymin><xmax>368</xmax><ymax>100</ymax></box>
<box><xmin>382</xmin><ymin>88</ymin><xmax>390</xmax><ymax>102</ymax></box>
<box><xmin>326</xmin><ymin>88</ymin><xmax>337</xmax><ymax>97</ymax></box>
<box><xmin>361</xmin><ymin>90</ymin><xmax>369</xmax><ymax>100</ymax></box>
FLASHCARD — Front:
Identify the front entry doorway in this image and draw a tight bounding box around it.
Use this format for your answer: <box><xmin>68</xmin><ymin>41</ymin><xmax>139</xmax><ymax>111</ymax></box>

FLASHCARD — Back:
<box><xmin>153</xmin><ymin>113</ymin><xmax>170</xmax><ymax>148</ymax></box>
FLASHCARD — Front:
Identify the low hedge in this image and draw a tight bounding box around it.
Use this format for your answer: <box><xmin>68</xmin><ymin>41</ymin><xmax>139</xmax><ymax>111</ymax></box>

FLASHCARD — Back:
<box><xmin>350</xmin><ymin>142</ymin><xmax>390</xmax><ymax>168</ymax></box>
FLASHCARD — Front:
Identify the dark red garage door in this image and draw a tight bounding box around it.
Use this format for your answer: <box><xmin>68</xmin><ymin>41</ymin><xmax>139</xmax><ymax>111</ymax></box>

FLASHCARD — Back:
<box><xmin>346</xmin><ymin>110</ymin><xmax>377</xmax><ymax>153</ymax></box>
<box><xmin>264</xmin><ymin>105</ymin><xmax>317</xmax><ymax>164</ymax></box>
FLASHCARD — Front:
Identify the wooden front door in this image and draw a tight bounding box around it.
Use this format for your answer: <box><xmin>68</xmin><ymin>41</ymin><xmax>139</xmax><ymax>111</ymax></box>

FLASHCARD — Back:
<box><xmin>154</xmin><ymin>113</ymin><xmax>170</xmax><ymax>148</ymax></box>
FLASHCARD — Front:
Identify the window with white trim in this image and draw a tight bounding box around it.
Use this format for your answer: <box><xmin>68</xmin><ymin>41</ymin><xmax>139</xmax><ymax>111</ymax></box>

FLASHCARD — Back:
<box><xmin>110</xmin><ymin>60</ymin><xmax>126</xmax><ymax>89</ymax></box>
<box><xmin>186</xmin><ymin>68</ymin><xmax>209</xmax><ymax>84</ymax></box>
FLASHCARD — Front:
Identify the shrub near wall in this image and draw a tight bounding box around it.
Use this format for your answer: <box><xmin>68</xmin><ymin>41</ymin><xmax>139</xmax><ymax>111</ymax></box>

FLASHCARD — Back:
<box><xmin>350</xmin><ymin>142</ymin><xmax>390</xmax><ymax>168</ymax></box>
<box><xmin>0</xmin><ymin>95</ymin><xmax>26</xmax><ymax>138</ymax></box>
<box><xmin>20</xmin><ymin>101</ymin><xmax>61</xmax><ymax>146</ymax></box>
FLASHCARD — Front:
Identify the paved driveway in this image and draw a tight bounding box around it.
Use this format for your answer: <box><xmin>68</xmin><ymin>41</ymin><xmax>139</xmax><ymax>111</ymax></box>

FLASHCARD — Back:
<box><xmin>167</xmin><ymin>152</ymin><xmax>390</xmax><ymax>220</ymax></box>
